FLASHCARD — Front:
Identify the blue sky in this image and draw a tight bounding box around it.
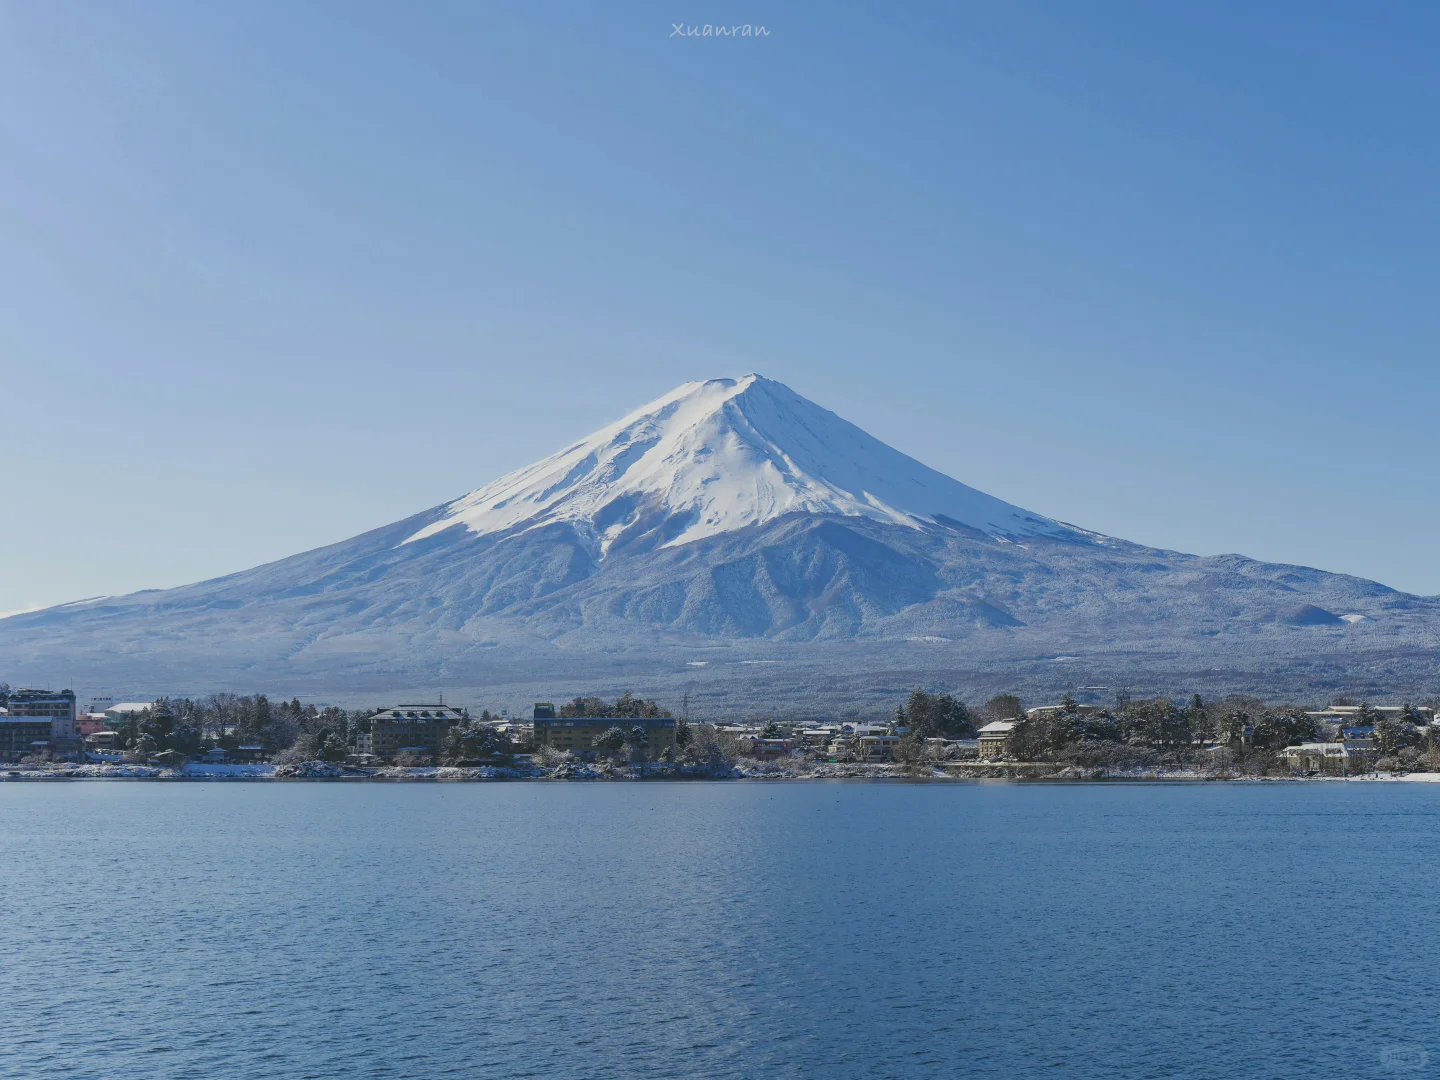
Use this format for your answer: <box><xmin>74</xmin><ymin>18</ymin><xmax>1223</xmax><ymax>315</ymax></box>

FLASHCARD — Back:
<box><xmin>3</xmin><ymin>0</ymin><xmax>1438</xmax><ymax>614</ymax></box>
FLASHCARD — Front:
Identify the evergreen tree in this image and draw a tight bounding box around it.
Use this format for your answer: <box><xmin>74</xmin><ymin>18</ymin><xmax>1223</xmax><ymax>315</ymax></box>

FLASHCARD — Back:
<box><xmin>594</xmin><ymin>726</ymin><xmax>628</xmax><ymax>757</ymax></box>
<box><xmin>899</xmin><ymin>690</ymin><xmax>974</xmax><ymax>738</ymax></box>
<box><xmin>1216</xmin><ymin>710</ymin><xmax>1250</xmax><ymax>748</ymax></box>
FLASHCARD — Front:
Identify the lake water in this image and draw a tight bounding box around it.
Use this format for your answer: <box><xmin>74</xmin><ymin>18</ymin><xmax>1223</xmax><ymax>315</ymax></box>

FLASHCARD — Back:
<box><xmin>2</xmin><ymin>780</ymin><xmax>1438</xmax><ymax>1079</ymax></box>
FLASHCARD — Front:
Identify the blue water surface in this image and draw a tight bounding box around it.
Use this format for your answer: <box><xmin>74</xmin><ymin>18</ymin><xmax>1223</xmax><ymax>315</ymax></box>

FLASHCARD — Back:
<box><xmin>2</xmin><ymin>780</ymin><xmax>1437</xmax><ymax>1079</ymax></box>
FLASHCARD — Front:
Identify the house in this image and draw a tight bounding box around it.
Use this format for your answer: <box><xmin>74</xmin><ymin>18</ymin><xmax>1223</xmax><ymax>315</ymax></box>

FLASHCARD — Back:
<box><xmin>201</xmin><ymin>747</ymin><xmax>229</xmax><ymax>764</ymax></box>
<box><xmin>367</xmin><ymin>704</ymin><xmax>468</xmax><ymax>760</ymax></box>
<box><xmin>977</xmin><ymin>720</ymin><xmax>1019</xmax><ymax>759</ymax></box>
<box><xmin>1340</xmin><ymin>726</ymin><xmax>1375</xmax><ymax>752</ymax></box>
<box><xmin>798</xmin><ymin>726</ymin><xmax>840</xmax><ymax>749</ymax></box>
<box><xmin>492</xmin><ymin>721</ymin><xmax>533</xmax><ymax>744</ymax></box>
<box><xmin>748</xmin><ymin>738</ymin><xmax>794</xmax><ymax>759</ymax></box>
<box><xmin>1280</xmin><ymin>742</ymin><xmax>1359</xmax><ymax>774</ymax></box>
<box><xmin>85</xmin><ymin>730</ymin><xmax>122</xmax><ymax>751</ymax></box>
<box><xmin>153</xmin><ymin>750</ymin><xmax>188</xmax><ymax>768</ymax></box>
<box><xmin>76</xmin><ymin>714</ymin><xmax>110</xmax><ymax>737</ymax></box>
<box><xmin>230</xmin><ymin>746</ymin><xmax>267</xmax><ymax>763</ymax></box>
<box><xmin>856</xmin><ymin>734</ymin><xmax>901</xmax><ymax>762</ymax></box>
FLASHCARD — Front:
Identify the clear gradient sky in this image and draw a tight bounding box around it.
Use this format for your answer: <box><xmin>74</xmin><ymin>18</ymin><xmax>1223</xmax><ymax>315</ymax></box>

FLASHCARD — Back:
<box><xmin>3</xmin><ymin>0</ymin><xmax>1438</xmax><ymax>615</ymax></box>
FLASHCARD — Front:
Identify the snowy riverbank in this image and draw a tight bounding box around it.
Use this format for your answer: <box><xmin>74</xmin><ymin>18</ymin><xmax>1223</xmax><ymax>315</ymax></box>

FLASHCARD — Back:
<box><xmin>4</xmin><ymin>760</ymin><xmax>1440</xmax><ymax>783</ymax></box>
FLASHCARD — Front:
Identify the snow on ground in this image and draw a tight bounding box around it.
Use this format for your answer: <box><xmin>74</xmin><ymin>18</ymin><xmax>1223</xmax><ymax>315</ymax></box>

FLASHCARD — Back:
<box><xmin>1</xmin><ymin>763</ymin><xmax>171</xmax><ymax>778</ymax></box>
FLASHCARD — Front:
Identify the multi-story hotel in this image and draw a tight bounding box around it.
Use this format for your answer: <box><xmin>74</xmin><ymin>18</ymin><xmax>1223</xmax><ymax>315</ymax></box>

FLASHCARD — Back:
<box><xmin>5</xmin><ymin>688</ymin><xmax>78</xmax><ymax>741</ymax></box>
<box><xmin>367</xmin><ymin>704</ymin><xmax>468</xmax><ymax>759</ymax></box>
<box><xmin>531</xmin><ymin>702</ymin><xmax>676</xmax><ymax>757</ymax></box>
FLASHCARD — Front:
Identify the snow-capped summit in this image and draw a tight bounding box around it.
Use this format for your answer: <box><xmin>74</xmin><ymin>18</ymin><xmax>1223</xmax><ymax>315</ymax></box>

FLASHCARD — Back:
<box><xmin>406</xmin><ymin>374</ymin><xmax>1078</xmax><ymax>556</ymax></box>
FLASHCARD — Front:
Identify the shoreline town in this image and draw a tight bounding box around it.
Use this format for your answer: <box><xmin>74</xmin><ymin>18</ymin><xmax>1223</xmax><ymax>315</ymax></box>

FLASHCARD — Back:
<box><xmin>4</xmin><ymin>685</ymin><xmax>1440</xmax><ymax>783</ymax></box>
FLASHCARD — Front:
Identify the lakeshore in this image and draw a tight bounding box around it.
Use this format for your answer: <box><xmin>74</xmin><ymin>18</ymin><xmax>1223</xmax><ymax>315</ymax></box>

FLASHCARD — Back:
<box><xmin>6</xmin><ymin>760</ymin><xmax>1440</xmax><ymax>782</ymax></box>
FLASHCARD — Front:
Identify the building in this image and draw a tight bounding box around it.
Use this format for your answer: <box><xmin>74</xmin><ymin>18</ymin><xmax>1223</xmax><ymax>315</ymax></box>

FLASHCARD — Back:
<box><xmin>76</xmin><ymin>714</ymin><xmax>110</xmax><ymax>737</ymax></box>
<box><xmin>104</xmin><ymin>702</ymin><xmax>156</xmax><ymax>722</ymax></box>
<box><xmin>86</xmin><ymin>730</ymin><xmax>123</xmax><ymax>751</ymax></box>
<box><xmin>798</xmin><ymin>726</ymin><xmax>841</xmax><ymax>749</ymax></box>
<box><xmin>532</xmin><ymin>703</ymin><xmax>676</xmax><ymax>757</ymax></box>
<box><xmin>1280</xmin><ymin>743</ymin><xmax>1357</xmax><ymax>774</ymax></box>
<box><xmin>855</xmin><ymin>733</ymin><xmax>901</xmax><ymax>762</ymax></box>
<box><xmin>748</xmin><ymin>738</ymin><xmax>795</xmax><ymax>760</ymax></box>
<box><xmin>6</xmin><ymin>688</ymin><xmax>77</xmax><ymax>740</ymax></box>
<box><xmin>367</xmin><ymin>704</ymin><xmax>467</xmax><ymax>759</ymax></box>
<box><xmin>1340</xmin><ymin>726</ymin><xmax>1375</xmax><ymax>752</ymax></box>
<box><xmin>977</xmin><ymin>719</ymin><xmax>1019</xmax><ymax>758</ymax></box>
<box><xmin>1</xmin><ymin>709</ymin><xmax>54</xmax><ymax>760</ymax></box>
<box><xmin>1306</xmin><ymin>705</ymin><xmax>1436</xmax><ymax>726</ymax></box>
<box><xmin>1026</xmin><ymin>704</ymin><xmax>1104</xmax><ymax>719</ymax></box>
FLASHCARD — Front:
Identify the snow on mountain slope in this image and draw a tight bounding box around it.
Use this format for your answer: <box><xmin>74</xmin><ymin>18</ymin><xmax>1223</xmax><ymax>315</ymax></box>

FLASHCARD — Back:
<box><xmin>406</xmin><ymin>374</ymin><xmax>1082</xmax><ymax>556</ymax></box>
<box><xmin>5</xmin><ymin>373</ymin><xmax>1440</xmax><ymax>701</ymax></box>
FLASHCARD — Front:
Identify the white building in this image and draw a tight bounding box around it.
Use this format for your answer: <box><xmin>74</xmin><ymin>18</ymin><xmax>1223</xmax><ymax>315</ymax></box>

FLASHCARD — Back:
<box><xmin>104</xmin><ymin>703</ymin><xmax>156</xmax><ymax>722</ymax></box>
<box><xmin>977</xmin><ymin>720</ymin><xmax>1019</xmax><ymax>759</ymax></box>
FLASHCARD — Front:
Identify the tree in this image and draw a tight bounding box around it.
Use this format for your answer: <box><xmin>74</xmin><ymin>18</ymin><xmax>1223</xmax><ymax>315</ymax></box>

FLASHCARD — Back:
<box><xmin>140</xmin><ymin>699</ymin><xmax>176</xmax><ymax>750</ymax></box>
<box><xmin>1118</xmin><ymin>698</ymin><xmax>1191</xmax><ymax>751</ymax></box>
<box><xmin>624</xmin><ymin>725</ymin><xmax>650</xmax><ymax>759</ymax></box>
<box><xmin>440</xmin><ymin>724</ymin><xmax>512</xmax><ymax>765</ymax></box>
<box><xmin>1372</xmin><ymin>709</ymin><xmax>1416</xmax><ymax>756</ymax></box>
<box><xmin>594</xmin><ymin>726</ymin><xmax>628</xmax><ymax>757</ymax></box>
<box><xmin>559</xmin><ymin>693</ymin><xmax>671</xmax><ymax>721</ymax></box>
<box><xmin>986</xmin><ymin>695</ymin><xmax>1021</xmax><ymax>722</ymax></box>
<box><xmin>560</xmin><ymin>696</ymin><xmax>608</xmax><ymax>718</ymax></box>
<box><xmin>1252</xmin><ymin>707</ymin><xmax>1320</xmax><ymax>751</ymax></box>
<box><xmin>900</xmin><ymin>690</ymin><xmax>974</xmax><ymax>738</ymax></box>
<box><xmin>760</xmin><ymin>721</ymin><xmax>782</xmax><ymax>739</ymax></box>
<box><xmin>279</xmin><ymin>727</ymin><xmax>349</xmax><ymax>764</ymax></box>
<box><xmin>674</xmin><ymin>717</ymin><xmax>692</xmax><ymax>748</ymax></box>
<box><xmin>1216</xmin><ymin>710</ymin><xmax>1250</xmax><ymax>748</ymax></box>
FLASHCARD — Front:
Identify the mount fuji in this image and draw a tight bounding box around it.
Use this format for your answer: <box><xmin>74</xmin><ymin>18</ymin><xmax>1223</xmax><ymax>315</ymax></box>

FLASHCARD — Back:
<box><xmin>3</xmin><ymin>375</ymin><xmax>1437</xmax><ymax>712</ymax></box>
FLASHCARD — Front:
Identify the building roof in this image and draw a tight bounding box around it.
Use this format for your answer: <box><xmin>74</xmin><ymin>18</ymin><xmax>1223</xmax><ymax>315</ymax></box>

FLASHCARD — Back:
<box><xmin>372</xmin><ymin>705</ymin><xmax>468</xmax><ymax>722</ymax></box>
<box><xmin>104</xmin><ymin>703</ymin><xmax>156</xmax><ymax>715</ymax></box>
<box><xmin>978</xmin><ymin>720</ymin><xmax>1018</xmax><ymax>734</ymax></box>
